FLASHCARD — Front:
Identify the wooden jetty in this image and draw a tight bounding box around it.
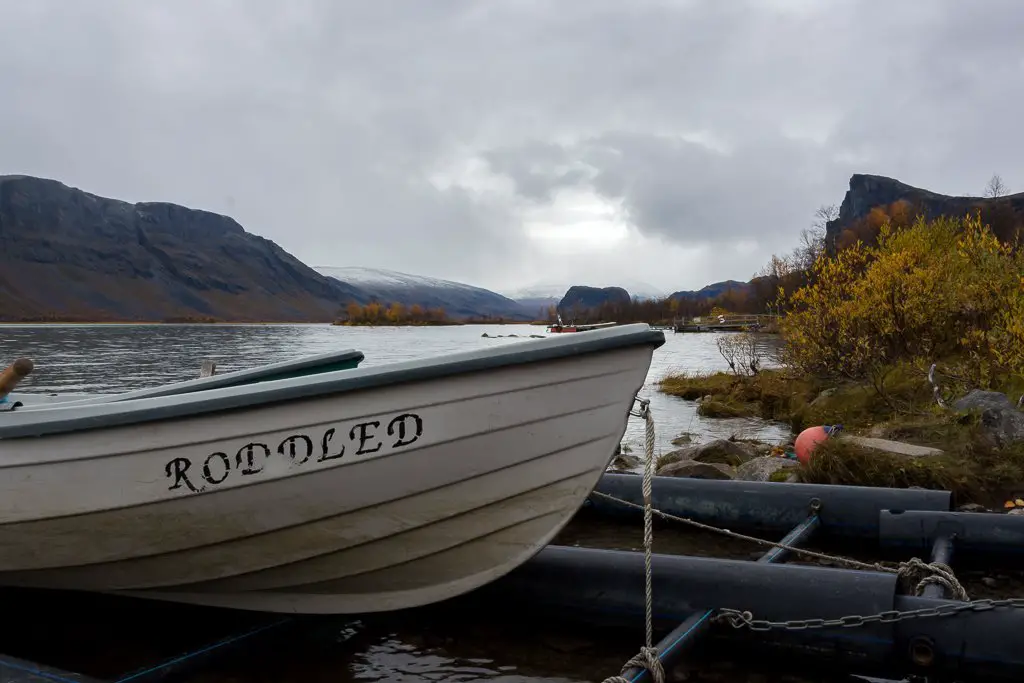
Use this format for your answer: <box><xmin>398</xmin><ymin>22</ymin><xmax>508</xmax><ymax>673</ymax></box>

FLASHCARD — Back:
<box><xmin>673</xmin><ymin>313</ymin><xmax>778</xmax><ymax>333</ymax></box>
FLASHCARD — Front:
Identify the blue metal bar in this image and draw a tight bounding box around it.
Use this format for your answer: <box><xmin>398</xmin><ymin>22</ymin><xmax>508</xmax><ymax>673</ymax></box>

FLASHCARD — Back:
<box><xmin>758</xmin><ymin>513</ymin><xmax>820</xmax><ymax>564</ymax></box>
<box><xmin>920</xmin><ymin>534</ymin><xmax>955</xmax><ymax>600</ymax></box>
<box><xmin>621</xmin><ymin>508</ymin><xmax>822</xmax><ymax>682</ymax></box>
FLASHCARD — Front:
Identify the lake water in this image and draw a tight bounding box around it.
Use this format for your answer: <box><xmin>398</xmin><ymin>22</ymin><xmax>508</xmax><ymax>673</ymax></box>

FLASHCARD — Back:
<box><xmin>0</xmin><ymin>322</ymin><xmax>790</xmax><ymax>460</ymax></box>
<box><xmin>0</xmin><ymin>323</ymin><xmax>797</xmax><ymax>683</ymax></box>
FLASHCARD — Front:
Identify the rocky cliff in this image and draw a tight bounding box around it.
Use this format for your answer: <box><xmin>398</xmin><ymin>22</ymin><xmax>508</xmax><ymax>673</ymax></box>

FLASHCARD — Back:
<box><xmin>557</xmin><ymin>285</ymin><xmax>631</xmax><ymax>313</ymax></box>
<box><xmin>826</xmin><ymin>174</ymin><xmax>1024</xmax><ymax>246</ymax></box>
<box><xmin>0</xmin><ymin>175</ymin><xmax>360</xmax><ymax>322</ymax></box>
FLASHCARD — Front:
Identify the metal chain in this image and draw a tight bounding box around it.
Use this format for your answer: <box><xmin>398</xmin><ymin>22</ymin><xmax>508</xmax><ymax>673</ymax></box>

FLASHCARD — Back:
<box><xmin>715</xmin><ymin>597</ymin><xmax>1024</xmax><ymax>632</ymax></box>
<box><xmin>603</xmin><ymin>397</ymin><xmax>664</xmax><ymax>683</ymax></box>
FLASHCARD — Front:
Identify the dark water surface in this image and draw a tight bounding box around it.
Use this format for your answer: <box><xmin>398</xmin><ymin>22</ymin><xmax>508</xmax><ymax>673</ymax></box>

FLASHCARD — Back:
<box><xmin>0</xmin><ymin>323</ymin><xmax>812</xmax><ymax>683</ymax></box>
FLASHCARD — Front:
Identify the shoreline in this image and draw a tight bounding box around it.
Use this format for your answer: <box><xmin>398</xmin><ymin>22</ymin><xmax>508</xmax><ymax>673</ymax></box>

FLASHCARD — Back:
<box><xmin>655</xmin><ymin>366</ymin><xmax>1024</xmax><ymax>508</ymax></box>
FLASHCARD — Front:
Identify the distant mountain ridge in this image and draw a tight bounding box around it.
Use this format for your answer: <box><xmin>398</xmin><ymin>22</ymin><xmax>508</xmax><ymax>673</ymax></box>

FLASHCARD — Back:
<box><xmin>314</xmin><ymin>266</ymin><xmax>531</xmax><ymax>320</ymax></box>
<box><xmin>0</xmin><ymin>175</ymin><xmax>352</xmax><ymax>322</ymax></box>
<box><xmin>0</xmin><ymin>175</ymin><xmax>533</xmax><ymax>322</ymax></box>
<box><xmin>4</xmin><ymin>172</ymin><xmax>1000</xmax><ymax>324</ymax></box>
<box><xmin>669</xmin><ymin>280</ymin><xmax>752</xmax><ymax>301</ymax></box>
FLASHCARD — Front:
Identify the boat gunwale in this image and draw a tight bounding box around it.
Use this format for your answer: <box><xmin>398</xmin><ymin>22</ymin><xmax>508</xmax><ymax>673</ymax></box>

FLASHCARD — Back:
<box><xmin>14</xmin><ymin>347</ymin><xmax>367</xmax><ymax>408</ymax></box>
<box><xmin>0</xmin><ymin>324</ymin><xmax>664</xmax><ymax>439</ymax></box>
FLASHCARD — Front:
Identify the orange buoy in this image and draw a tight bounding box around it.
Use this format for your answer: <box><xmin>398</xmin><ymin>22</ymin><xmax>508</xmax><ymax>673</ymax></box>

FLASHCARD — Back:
<box><xmin>794</xmin><ymin>425</ymin><xmax>841</xmax><ymax>465</ymax></box>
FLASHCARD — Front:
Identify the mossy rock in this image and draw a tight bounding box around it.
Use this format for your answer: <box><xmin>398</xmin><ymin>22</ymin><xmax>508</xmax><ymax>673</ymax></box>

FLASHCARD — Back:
<box><xmin>697</xmin><ymin>400</ymin><xmax>753</xmax><ymax>418</ymax></box>
<box><xmin>656</xmin><ymin>439</ymin><xmax>758</xmax><ymax>469</ymax></box>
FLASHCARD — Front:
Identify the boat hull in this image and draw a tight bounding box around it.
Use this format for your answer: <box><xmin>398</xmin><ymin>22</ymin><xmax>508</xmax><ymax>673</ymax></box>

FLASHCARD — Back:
<box><xmin>0</xmin><ymin>326</ymin><xmax>662</xmax><ymax>614</ymax></box>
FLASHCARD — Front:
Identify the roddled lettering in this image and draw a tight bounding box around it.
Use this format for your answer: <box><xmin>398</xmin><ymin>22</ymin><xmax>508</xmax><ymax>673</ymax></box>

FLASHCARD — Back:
<box><xmin>164</xmin><ymin>412</ymin><xmax>424</xmax><ymax>492</ymax></box>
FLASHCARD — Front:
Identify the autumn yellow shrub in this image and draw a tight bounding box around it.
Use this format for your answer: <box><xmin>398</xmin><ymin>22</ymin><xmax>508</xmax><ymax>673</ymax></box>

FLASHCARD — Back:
<box><xmin>337</xmin><ymin>301</ymin><xmax>449</xmax><ymax>325</ymax></box>
<box><xmin>781</xmin><ymin>213</ymin><xmax>1024</xmax><ymax>391</ymax></box>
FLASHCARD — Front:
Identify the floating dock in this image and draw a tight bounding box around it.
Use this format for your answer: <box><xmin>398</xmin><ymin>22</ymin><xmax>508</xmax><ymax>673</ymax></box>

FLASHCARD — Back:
<box><xmin>673</xmin><ymin>313</ymin><xmax>778</xmax><ymax>332</ymax></box>
<box><xmin>455</xmin><ymin>474</ymin><xmax>1024</xmax><ymax>682</ymax></box>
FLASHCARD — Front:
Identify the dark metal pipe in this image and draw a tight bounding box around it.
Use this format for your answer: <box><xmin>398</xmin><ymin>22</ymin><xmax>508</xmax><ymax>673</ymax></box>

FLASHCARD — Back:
<box><xmin>590</xmin><ymin>474</ymin><xmax>951</xmax><ymax>537</ymax></box>
<box><xmin>878</xmin><ymin>510</ymin><xmax>1024</xmax><ymax>556</ymax></box>
<box><xmin>921</xmin><ymin>535</ymin><xmax>954</xmax><ymax>599</ymax></box>
<box><xmin>0</xmin><ymin>654</ymin><xmax>105</xmax><ymax>683</ymax></box>
<box><xmin>892</xmin><ymin>595</ymin><xmax>1024</xmax><ymax>682</ymax></box>
<box><xmin>468</xmin><ymin>545</ymin><xmax>899</xmax><ymax>663</ymax></box>
<box><xmin>465</xmin><ymin>545</ymin><xmax>1024</xmax><ymax>681</ymax></box>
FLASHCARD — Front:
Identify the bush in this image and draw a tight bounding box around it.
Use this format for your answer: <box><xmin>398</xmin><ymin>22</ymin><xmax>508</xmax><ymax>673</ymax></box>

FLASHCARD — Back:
<box><xmin>781</xmin><ymin>213</ymin><xmax>1024</xmax><ymax>392</ymax></box>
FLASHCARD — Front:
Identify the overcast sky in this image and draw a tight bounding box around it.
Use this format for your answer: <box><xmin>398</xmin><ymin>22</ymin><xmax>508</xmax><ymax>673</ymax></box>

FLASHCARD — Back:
<box><xmin>2</xmin><ymin>0</ymin><xmax>1022</xmax><ymax>295</ymax></box>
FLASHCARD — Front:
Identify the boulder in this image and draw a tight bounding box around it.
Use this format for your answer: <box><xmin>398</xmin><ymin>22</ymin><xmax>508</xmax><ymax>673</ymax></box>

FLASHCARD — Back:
<box><xmin>810</xmin><ymin>388</ymin><xmax>838</xmax><ymax>406</ymax></box>
<box><xmin>953</xmin><ymin>390</ymin><xmax>1024</xmax><ymax>447</ymax></box>
<box><xmin>657</xmin><ymin>460</ymin><xmax>735</xmax><ymax>480</ymax></box>
<box><xmin>736</xmin><ymin>456</ymin><xmax>799</xmax><ymax>482</ymax></box>
<box><xmin>671</xmin><ymin>432</ymin><xmax>694</xmax><ymax>446</ymax></box>
<box><xmin>609</xmin><ymin>453</ymin><xmax>642</xmax><ymax>471</ymax></box>
<box><xmin>839</xmin><ymin>435</ymin><xmax>944</xmax><ymax>458</ymax></box>
<box><xmin>667</xmin><ymin>439</ymin><xmax>758</xmax><ymax>467</ymax></box>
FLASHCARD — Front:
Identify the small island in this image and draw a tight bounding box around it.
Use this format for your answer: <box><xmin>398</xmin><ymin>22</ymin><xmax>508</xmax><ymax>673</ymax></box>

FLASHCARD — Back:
<box><xmin>332</xmin><ymin>302</ymin><xmax>459</xmax><ymax>326</ymax></box>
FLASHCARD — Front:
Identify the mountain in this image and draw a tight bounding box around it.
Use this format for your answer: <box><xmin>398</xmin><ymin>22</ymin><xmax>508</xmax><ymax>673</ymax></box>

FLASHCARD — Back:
<box><xmin>669</xmin><ymin>280</ymin><xmax>752</xmax><ymax>301</ymax></box>
<box><xmin>315</xmin><ymin>266</ymin><xmax>532</xmax><ymax>320</ymax></box>
<box><xmin>514</xmin><ymin>296</ymin><xmax>561</xmax><ymax>317</ymax></box>
<box><xmin>826</xmin><ymin>174</ymin><xmax>1024</xmax><ymax>246</ymax></box>
<box><xmin>0</xmin><ymin>175</ymin><xmax>356</xmax><ymax>322</ymax></box>
<box><xmin>505</xmin><ymin>278</ymin><xmax>666</xmax><ymax>304</ymax></box>
<box><xmin>557</xmin><ymin>285</ymin><xmax>632</xmax><ymax>313</ymax></box>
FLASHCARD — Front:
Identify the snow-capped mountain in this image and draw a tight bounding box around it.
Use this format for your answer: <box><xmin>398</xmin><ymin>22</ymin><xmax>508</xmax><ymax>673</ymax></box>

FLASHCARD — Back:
<box><xmin>315</xmin><ymin>266</ymin><xmax>533</xmax><ymax>320</ymax></box>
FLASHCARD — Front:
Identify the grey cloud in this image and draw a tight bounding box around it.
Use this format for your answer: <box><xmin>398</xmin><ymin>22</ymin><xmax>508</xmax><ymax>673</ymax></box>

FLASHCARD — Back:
<box><xmin>1</xmin><ymin>0</ymin><xmax>1022</xmax><ymax>291</ymax></box>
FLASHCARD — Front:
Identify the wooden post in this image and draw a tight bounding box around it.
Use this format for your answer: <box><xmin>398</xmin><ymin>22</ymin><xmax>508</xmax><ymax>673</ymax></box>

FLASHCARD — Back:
<box><xmin>199</xmin><ymin>360</ymin><xmax>217</xmax><ymax>378</ymax></box>
<box><xmin>0</xmin><ymin>358</ymin><xmax>34</xmax><ymax>401</ymax></box>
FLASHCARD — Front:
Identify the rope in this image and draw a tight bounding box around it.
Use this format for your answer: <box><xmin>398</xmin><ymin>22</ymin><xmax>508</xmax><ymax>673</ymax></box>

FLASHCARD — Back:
<box><xmin>590</xmin><ymin>490</ymin><xmax>969</xmax><ymax>601</ymax></box>
<box><xmin>899</xmin><ymin>557</ymin><xmax>969</xmax><ymax>601</ymax></box>
<box><xmin>602</xmin><ymin>646</ymin><xmax>664</xmax><ymax>683</ymax></box>
<box><xmin>603</xmin><ymin>398</ymin><xmax>664</xmax><ymax>683</ymax></box>
<box><xmin>641</xmin><ymin>401</ymin><xmax>655</xmax><ymax>649</ymax></box>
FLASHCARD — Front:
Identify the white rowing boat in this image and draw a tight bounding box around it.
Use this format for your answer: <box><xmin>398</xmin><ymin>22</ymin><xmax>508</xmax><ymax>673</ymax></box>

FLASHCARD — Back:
<box><xmin>0</xmin><ymin>324</ymin><xmax>663</xmax><ymax>614</ymax></box>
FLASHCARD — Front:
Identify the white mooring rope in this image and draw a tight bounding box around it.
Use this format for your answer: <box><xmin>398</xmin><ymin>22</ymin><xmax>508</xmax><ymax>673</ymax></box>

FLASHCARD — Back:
<box><xmin>603</xmin><ymin>398</ymin><xmax>665</xmax><ymax>683</ymax></box>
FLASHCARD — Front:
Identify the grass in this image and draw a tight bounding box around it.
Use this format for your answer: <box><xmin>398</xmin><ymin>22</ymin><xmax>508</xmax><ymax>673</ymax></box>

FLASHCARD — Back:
<box><xmin>801</xmin><ymin>433</ymin><xmax>1024</xmax><ymax>507</ymax></box>
<box><xmin>658</xmin><ymin>363</ymin><xmax>1011</xmax><ymax>432</ymax></box>
<box><xmin>658</xmin><ymin>369</ymin><xmax>820</xmax><ymax>424</ymax></box>
<box><xmin>659</xmin><ymin>365</ymin><xmax>1024</xmax><ymax>505</ymax></box>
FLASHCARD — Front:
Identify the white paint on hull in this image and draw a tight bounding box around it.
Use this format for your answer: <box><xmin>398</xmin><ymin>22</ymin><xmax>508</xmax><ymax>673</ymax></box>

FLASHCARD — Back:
<box><xmin>0</xmin><ymin>332</ymin><xmax>659</xmax><ymax>614</ymax></box>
